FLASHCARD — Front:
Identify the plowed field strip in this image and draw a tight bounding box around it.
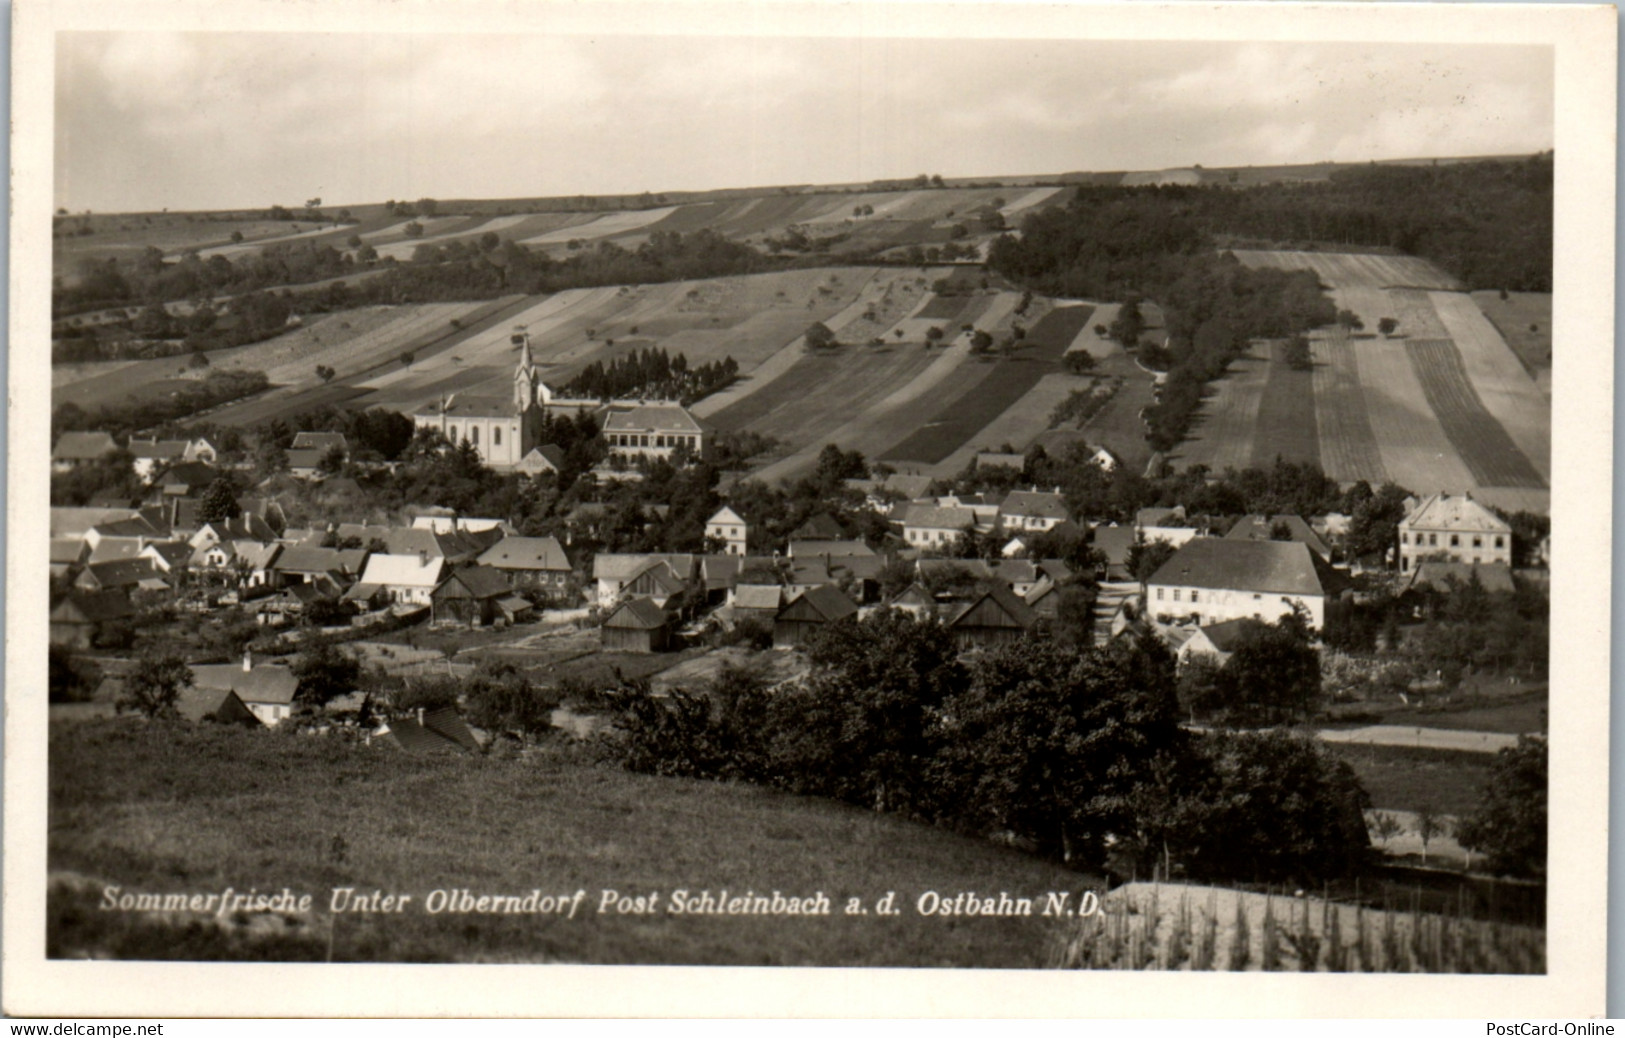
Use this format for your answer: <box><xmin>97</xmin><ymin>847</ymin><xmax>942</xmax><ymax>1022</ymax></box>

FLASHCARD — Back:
<box><xmin>1388</xmin><ymin>290</ymin><xmax>1449</xmax><ymax>339</ymax></box>
<box><xmin>1357</xmin><ymin>339</ymin><xmax>1477</xmax><ymax>494</ymax></box>
<box><xmin>1311</xmin><ymin>338</ymin><xmax>1388</xmax><ymax>484</ymax></box>
<box><xmin>879</xmin><ymin>305</ymin><xmax>1089</xmax><ymax>464</ymax></box>
<box><xmin>1406</xmin><ymin>340</ymin><xmax>1546</xmax><ymax>489</ymax></box>
<box><xmin>927</xmin><ymin>372</ymin><xmax>1093</xmax><ymax>478</ymax></box>
<box><xmin>520</xmin><ymin>207</ymin><xmax>679</xmax><ymax>245</ymax></box>
<box><xmin>1231</xmin><ymin>250</ymin><xmax>1460</xmax><ymax>291</ymax></box>
<box><xmin>1249</xmin><ymin>342</ymin><xmax>1320</xmax><ymax>469</ymax></box>
<box><xmin>1428</xmin><ymin>292</ymin><xmax>1550</xmax><ymax>481</ymax></box>
<box><xmin>732</xmin><ymin>345</ymin><xmax>940</xmax><ymax>451</ymax></box>
<box><xmin>1176</xmin><ymin>351</ymin><xmax>1268</xmax><ymax>473</ymax></box>
<box><xmin>999</xmin><ymin>186</ymin><xmax>1066</xmax><ymax>218</ymax></box>
<box><xmin>916</xmin><ymin>294</ymin><xmax>973</xmax><ymax>320</ymax></box>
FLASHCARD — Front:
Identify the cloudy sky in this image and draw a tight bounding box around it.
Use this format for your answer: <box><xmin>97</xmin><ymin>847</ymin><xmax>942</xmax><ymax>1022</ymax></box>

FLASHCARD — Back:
<box><xmin>55</xmin><ymin>32</ymin><xmax>1553</xmax><ymax>213</ymax></box>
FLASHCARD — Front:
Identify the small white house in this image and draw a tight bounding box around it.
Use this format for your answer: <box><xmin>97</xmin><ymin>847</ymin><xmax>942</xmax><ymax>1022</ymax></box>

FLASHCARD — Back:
<box><xmin>705</xmin><ymin>506</ymin><xmax>748</xmax><ymax>556</ymax></box>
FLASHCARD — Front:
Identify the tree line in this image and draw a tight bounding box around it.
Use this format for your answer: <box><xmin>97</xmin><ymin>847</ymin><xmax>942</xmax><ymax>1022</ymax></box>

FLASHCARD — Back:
<box><xmin>564</xmin><ymin>347</ymin><xmax>739</xmax><ymax>406</ymax></box>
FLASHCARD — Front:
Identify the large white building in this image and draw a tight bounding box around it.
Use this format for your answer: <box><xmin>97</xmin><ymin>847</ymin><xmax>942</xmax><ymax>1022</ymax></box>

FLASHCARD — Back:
<box><xmin>1145</xmin><ymin>538</ymin><xmax>1347</xmax><ymax>630</ymax></box>
<box><xmin>1397</xmin><ymin>491</ymin><xmax>1513</xmax><ymax>572</ymax></box>
<box><xmin>412</xmin><ymin>336</ymin><xmax>550</xmax><ymax>469</ymax></box>
<box><xmin>602</xmin><ymin>403</ymin><xmax>712</xmax><ymax>462</ymax></box>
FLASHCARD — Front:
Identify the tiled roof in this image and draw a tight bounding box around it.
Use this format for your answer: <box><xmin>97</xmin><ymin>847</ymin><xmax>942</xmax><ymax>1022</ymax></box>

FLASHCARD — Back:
<box><xmin>357</xmin><ymin>553</ymin><xmax>447</xmax><ymax>589</ymax></box>
<box><xmin>1197</xmin><ymin>618</ymin><xmax>1258</xmax><ymax>653</ymax></box>
<box><xmin>286</xmin><ymin>449</ymin><xmax>327</xmax><ymax>470</ymax></box>
<box><xmin>51</xmin><ymin>589</ymin><xmax>134</xmax><ymax>624</ymax></box>
<box><xmin>778</xmin><ymin>584</ymin><xmax>859</xmax><ymax>623</ymax></box>
<box><xmin>1224</xmin><ymin>515</ymin><xmax>1332</xmax><ymax>559</ymax></box>
<box><xmin>1091</xmin><ymin>525</ymin><xmax>1137</xmax><ymax>566</ymax></box>
<box><xmin>733</xmin><ymin>584</ymin><xmax>784</xmax><ymax>610</ymax></box>
<box><xmin>191</xmin><ymin>663</ymin><xmax>300</xmax><ymax>705</ymax></box>
<box><xmin>80</xmin><ymin>557</ymin><xmax>160</xmax><ymax>588</ymax></box>
<box><xmin>478</xmin><ymin>536</ymin><xmax>571</xmax><ymax>572</ymax></box>
<box><xmin>290</xmin><ymin>431</ymin><xmax>349</xmax><ymax>451</ymax></box>
<box><xmin>604</xmin><ymin>596</ymin><xmax>669</xmax><ymax>630</ymax></box>
<box><xmin>1147</xmin><ymin>539</ymin><xmax>1345</xmax><ymax>598</ymax></box>
<box><xmin>902</xmin><ymin>504</ymin><xmax>976</xmax><ymax>531</ymax></box>
<box><xmin>602</xmin><ymin>404</ymin><xmax>710</xmax><ymax>435</ymax></box>
<box><xmin>789</xmin><ymin>539</ymin><xmax>875</xmax><ymax>558</ymax></box>
<box><xmin>708</xmin><ymin>506</ymin><xmax>745</xmax><ymax>526</ymax></box>
<box><xmin>51</xmin><ymin>538</ymin><xmax>90</xmax><ymax>565</ymax></box>
<box><xmin>435</xmin><ymin>565</ymin><xmax>512</xmax><ymax>600</ymax></box>
<box><xmin>999</xmin><ymin>490</ymin><xmax>1070</xmax><ymax>521</ymax></box>
<box><xmin>129</xmin><ymin>439</ymin><xmax>189</xmax><ymax>460</ymax></box>
<box><xmin>1407</xmin><ymin>561</ymin><xmax>1517</xmax><ymax>595</ymax></box>
<box><xmin>1402</xmin><ymin>492</ymin><xmax>1511</xmax><ymax>534</ymax></box>
<box><xmin>949</xmin><ymin>582</ymin><xmax>1039</xmax><ymax>630</ymax></box>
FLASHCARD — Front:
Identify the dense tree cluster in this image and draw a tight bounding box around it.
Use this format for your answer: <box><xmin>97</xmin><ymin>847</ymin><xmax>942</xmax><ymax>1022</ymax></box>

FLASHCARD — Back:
<box><xmin>51</xmin><ymin>370</ymin><xmax>270</xmax><ymax>440</ymax></box>
<box><xmin>604</xmin><ymin>616</ymin><xmax>1371</xmax><ymax>884</ymax></box>
<box><xmin>564</xmin><ymin>347</ymin><xmax>739</xmax><ymax>406</ymax></box>
<box><xmin>1456</xmin><ymin>736</ymin><xmax>1547</xmax><ymax>879</ymax></box>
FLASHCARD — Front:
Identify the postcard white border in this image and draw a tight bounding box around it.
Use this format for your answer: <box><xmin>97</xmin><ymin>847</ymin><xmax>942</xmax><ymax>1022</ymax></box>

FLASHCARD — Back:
<box><xmin>5</xmin><ymin>0</ymin><xmax>1615</xmax><ymax>1018</ymax></box>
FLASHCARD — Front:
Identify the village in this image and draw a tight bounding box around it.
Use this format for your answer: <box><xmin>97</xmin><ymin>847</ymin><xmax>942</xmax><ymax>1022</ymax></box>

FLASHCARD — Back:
<box><xmin>49</xmin><ymin>338</ymin><xmax>1547</xmax><ymax>782</ymax></box>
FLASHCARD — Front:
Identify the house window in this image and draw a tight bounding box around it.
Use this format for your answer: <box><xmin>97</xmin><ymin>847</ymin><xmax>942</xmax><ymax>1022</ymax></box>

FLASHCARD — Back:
<box><xmin>1400</xmin><ymin>533</ymin><xmax>1408</xmax><ymax>544</ymax></box>
<box><xmin>493</xmin><ymin>427</ymin><xmax>501</xmax><ymax>446</ymax></box>
<box><xmin>1450</xmin><ymin>534</ymin><xmax>1459</xmax><ymax>547</ymax></box>
<box><xmin>1156</xmin><ymin>588</ymin><xmax>1164</xmax><ymax>601</ymax></box>
<box><xmin>1190</xmin><ymin>590</ymin><xmax>1199</xmax><ymax>603</ymax></box>
<box><xmin>449</xmin><ymin>425</ymin><xmax>459</xmax><ymax>441</ymax></box>
<box><xmin>1472</xmin><ymin>536</ymin><xmax>1481</xmax><ymax>548</ymax></box>
<box><xmin>1495</xmin><ymin>535</ymin><xmax>1505</xmax><ymax>548</ymax></box>
<box><xmin>1173</xmin><ymin>589</ymin><xmax>1181</xmax><ymax>602</ymax></box>
<box><xmin>471</xmin><ymin>426</ymin><xmax>480</xmax><ymax>445</ymax></box>
<box><xmin>1429</xmin><ymin>533</ymin><xmax>1437</xmax><ymax>547</ymax></box>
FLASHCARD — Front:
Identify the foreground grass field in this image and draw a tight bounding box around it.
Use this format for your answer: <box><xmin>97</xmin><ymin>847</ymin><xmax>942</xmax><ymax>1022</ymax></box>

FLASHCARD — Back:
<box><xmin>1320</xmin><ymin>743</ymin><xmax>1492</xmax><ymax>817</ymax></box>
<box><xmin>49</xmin><ymin>719</ymin><xmax>1092</xmax><ymax>965</ymax></box>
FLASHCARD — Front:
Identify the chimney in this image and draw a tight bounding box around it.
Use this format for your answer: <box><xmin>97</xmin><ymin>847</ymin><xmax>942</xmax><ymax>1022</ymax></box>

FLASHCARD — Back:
<box><xmin>242</xmin><ymin>650</ymin><xmax>252</xmax><ymax>673</ymax></box>
<box><xmin>419</xmin><ymin>549</ymin><xmax>429</xmax><ymax>567</ymax></box>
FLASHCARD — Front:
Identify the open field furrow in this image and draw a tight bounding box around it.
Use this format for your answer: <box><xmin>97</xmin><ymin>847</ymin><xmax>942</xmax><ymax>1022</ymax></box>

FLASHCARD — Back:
<box><xmin>1231</xmin><ymin>250</ymin><xmax>1460</xmax><ymax>291</ymax></box>
<box><xmin>927</xmin><ymin>372</ymin><xmax>1096</xmax><ymax>478</ymax></box>
<box><xmin>1358</xmin><ymin>339</ymin><xmax>1478</xmax><ymax>494</ymax></box>
<box><xmin>518</xmin><ymin>207</ymin><xmax>679</xmax><ymax>245</ymax></box>
<box><xmin>1428</xmin><ymin>292</ymin><xmax>1551</xmax><ymax>481</ymax></box>
<box><xmin>370</xmin><ymin>214</ymin><xmax>537</xmax><ymax>260</ymax></box>
<box><xmin>733</xmin><ymin>346</ymin><xmax>941</xmax><ymax>452</ymax></box>
<box><xmin>1310</xmin><ymin>337</ymin><xmax>1388</xmax><ymax>485</ymax></box>
<box><xmin>1406</xmin><ymin>340</ymin><xmax>1546</xmax><ymax>489</ymax></box>
<box><xmin>879</xmin><ymin>304</ymin><xmax>1089</xmax><ymax>465</ymax></box>
<box><xmin>1176</xmin><ymin>351</ymin><xmax>1269</xmax><ymax>473</ymax></box>
<box><xmin>1249</xmin><ymin>345</ymin><xmax>1320</xmax><ymax>468</ymax></box>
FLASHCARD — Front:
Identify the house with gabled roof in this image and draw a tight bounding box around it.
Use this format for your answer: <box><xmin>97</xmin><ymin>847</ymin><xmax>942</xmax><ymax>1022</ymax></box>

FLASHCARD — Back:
<box><xmin>272</xmin><ymin>545</ymin><xmax>368</xmax><ymax>587</ymax></box>
<box><xmin>730</xmin><ymin>583</ymin><xmax>785</xmax><ymax>623</ymax></box>
<box><xmin>75</xmin><ymin>557</ymin><xmax>167</xmax><ymax>594</ymax></box>
<box><xmin>515</xmin><ymin>443</ymin><xmax>567</xmax><ymax>476</ymax></box>
<box><xmin>379</xmin><ymin>706</ymin><xmax>482</xmax><ymax>754</ymax></box>
<box><xmin>705</xmin><ymin>506</ymin><xmax>748</xmax><ymax>556</ymax></box>
<box><xmin>432</xmin><ymin>565</ymin><xmax>517</xmax><ymax>626</ymax></box>
<box><xmin>175</xmin><ymin>686</ymin><xmax>261</xmax><ymax>727</ymax></box>
<box><xmin>1405</xmin><ymin>560</ymin><xmax>1517</xmax><ymax>596</ymax></box>
<box><xmin>887</xmin><ymin>582</ymin><xmax>939</xmax><ymax>621</ymax></box>
<box><xmin>51</xmin><ymin>538</ymin><xmax>91</xmax><ymax>581</ymax></box>
<box><xmin>1176</xmin><ymin>617</ymin><xmax>1257</xmax><ymax>668</ymax></box>
<box><xmin>947</xmin><ymin>583</ymin><xmax>1038</xmax><ymax>650</ymax></box>
<box><xmin>998</xmin><ymin>489</ymin><xmax>1071</xmax><ymax>532</ymax></box>
<box><xmin>601</xmin><ymin>596</ymin><xmax>673</xmax><ymax>653</ymax></box>
<box><xmin>1136</xmin><ymin>505</ymin><xmax>1203</xmax><ymax>548</ymax></box>
<box><xmin>1145</xmin><ymin>538</ymin><xmax>1349</xmax><ymax>630</ymax></box>
<box><xmin>138</xmin><ymin>540</ymin><xmax>193</xmax><ymax>577</ymax></box>
<box><xmin>290</xmin><ymin>431</ymin><xmax>350</xmax><ymax>455</ymax></box>
<box><xmin>52</xmin><ymin>431</ymin><xmax>119</xmax><ymax>473</ymax></box>
<box><xmin>1397</xmin><ymin>491</ymin><xmax>1512</xmax><ymax>572</ymax></box>
<box><xmin>477</xmin><ymin>536</ymin><xmax>572</xmax><ymax>591</ymax></box>
<box><xmin>1092</xmin><ymin>524</ymin><xmax>1137</xmax><ymax>582</ymax></box>
<box><xmin>353</xmin><ymin>552</ymin><xmax>448</xmax><ymax>606</ymax></box>
<box><xmin>157</xmin><ymin>461</ymin><xmax>221</xmax><ymax>497</ymax></box>
<box><xmin>901</xmin><ymin>503</ymin><xmax>976</xmax><ymax>549</ymax></box>
<box><xmin>128</xmin><ymin>439</ymin><xmax>191</xmax><ymax>481</ymax></box>
<box><xmin>773</xmin><ymin>585</ymin><xmax>859</xmax><ymax>648</ymax></box>
<box><xmin>192</xmin><ymin>656</ymin><xmax>300</xmax><ymax>727</ymax></box>
<box><xmin>592</xmin><ymin>553</ymin><xmax>697</xmax><ymax>607</ymax></box>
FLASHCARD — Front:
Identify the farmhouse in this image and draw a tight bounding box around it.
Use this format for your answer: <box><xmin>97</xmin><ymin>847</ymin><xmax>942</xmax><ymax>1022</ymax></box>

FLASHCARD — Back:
<box><xmin>272</xmin><ymin>545</ymin><xmax>368</xmax><ymax>587</ymax></box>
<box><xmin>431</xmin><ymin>566</ymin><xmax>514</xmax><ymax>626</ymax></box>
<box><xmin>593</xmin><ymin>553</ymin><xmax>697</xmax><ymax>607</ymax></box>
<box><xmin>1175</xmin><ymin>618</ymin><xmax>1256</xmax><ymax>668</ymax></box>
<box><xmin>352</xmin><ymin>552</ymin><xmax>447</xmax><ymax>606</ymax></box>
<box><xmin>515</xmin><ymin>443</ymin><xmax>567</xmax><ymax>476</ymax></box>
<box><xmin>602</xmin><ymin>403</ymin><xmax>713</xmax><ymax>462</ymax></box>
<box><xmin>773</xmin><ymin>585</ymin><xmax>859</xmax><ymax>649</ymax></box>
<box><xmin>52</xmin><ymin>431</ymin><xmax>119</xmax><ymax>473</ymax></box>
<box><xmin>998</xmin><ymin>489</ymin><xmax>1071</xmax><ymax>532</ymax></box>
<box><xmin>290</xmin><ymin>431</ymin><xmax>350</xmax><ymax>456</ymax></box>
<box><xmin>600</xmin><ymin>596</ymin><xmax>673</xmax><ymax>653</ymax></box>
<box><xmin>705</xmin><ymin>506</ymin><xmax>748</xmax><ymax>556</ymax></box>
<box><xmin>1397</xmin><ymin>491</ymin><xmax>1512</xmax><ymax>572</ymax></box>
<box><xmin>902</xmin><ymin>503</ymin><xmax>976</xmax><ymax>548</ymax></box>
<box><xmin>476</xmin><ymin>536</ymin><xmax>572</xmax><ymax>591</ymax></box>
<box><xmin>128</xmin><ymin>439</ymin><xmax>190</xmax><ymax>481</ymax></box>
<box><xmin>1145</xmin><ymin>538</ymin><xmax>1348</xmax><ymax>630</ymax></box>
<box><xmin>192</xmin><ymin>656</ymin><xmax>300</xmax><ymax>728</ymax></box>
<box><xmin>410</xmin><ymin>340</ymin><xmax>550</xmax><ymax>469</ymax></box>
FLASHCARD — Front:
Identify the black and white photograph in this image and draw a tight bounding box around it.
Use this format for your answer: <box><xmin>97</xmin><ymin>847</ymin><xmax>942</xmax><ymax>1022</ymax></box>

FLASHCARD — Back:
<box><xmin>5</xmin><ymin>0</ymin><xmax>1613</xmax><ymax>1018</ymax></box>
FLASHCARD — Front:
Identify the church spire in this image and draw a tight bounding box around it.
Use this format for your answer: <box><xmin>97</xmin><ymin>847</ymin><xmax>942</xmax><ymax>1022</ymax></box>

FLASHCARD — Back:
<box><xmin>512</xmin><ymin>329</ymin><xmax>536</xmax><ymax>410</ymax></box>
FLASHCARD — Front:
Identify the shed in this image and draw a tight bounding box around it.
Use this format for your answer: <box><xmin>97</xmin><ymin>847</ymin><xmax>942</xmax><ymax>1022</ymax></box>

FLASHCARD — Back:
<box><xmin>600</xmin><ymin>596</ymin><xmax>672</xmax><ymax>653</ymax></box>
<box><xmin>773</xmin><ymin>585</ymin><xmax>859</xmax><ymax>649</ymax></box>
<box><xmin>947</xmin><ymin>583</ymin><xmax>1038</xmax><ymax>650</ymax></box>
<box><xmin>175</xmin><ymin>686</ymin><xmax>262</xmax><ymax>727</ymax></box>
<box><xmin>431</xmin><ymin>565</ymin><xmax>513</xmax><ymax>626</ymax></box>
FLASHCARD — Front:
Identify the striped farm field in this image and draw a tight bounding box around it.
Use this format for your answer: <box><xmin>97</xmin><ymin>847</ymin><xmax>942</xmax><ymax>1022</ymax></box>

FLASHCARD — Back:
<box><xmin>1176</xmin><ymin>350</ymin><xmax>1270</xmax><ymax>473</ymax></box>
<box><xmin>1310</xmin><ymin>338</ymin><xmax>1388</xmax><ymax>485</ymax></box>
<box><xmin>879</xmin><ymin>304</ymin><xmax>1092</xmax><ymax>465</ymax></box>
<box><xmin>926</xmin><ymin>371</ymin><xmax>1095</xmax><ymax>478</ymax></box>
<box><xmin>370</xmin><ymin>214</ymin><xmax>536</xmax><ymax>260</ymax></box>
<box><xmin>519</xmin><ymin>207</ymin><xmax>679</xmax><ymax>246</ymax></box>
<box><xmin>998</xmin><ymin>185</ymin><xmax>1067</xmax><ymax>219</ymax></box>
<box><xmin>1248</xmin><ymin>341</ymin><xmax>1320</xmax><ymax>468</ymax></box>
<box><xmin>1356</xmin><ymin>338</ymin><xmax>1478</xmax><ymax>493</ymax></box>
<box><xmin>1230</xmin><ymin>250</ymin><xmax>1461</xmax><ymax>290</ymax></box>
<box><xmin>1428</xmin><ymin>292</ymin><xmax>1551</xmax><ymax>481</ymax></box>
<box><xmin>1405</xmin><ymin>340</ymin><xmax>1546</xmax><ymax>489</ymax></box>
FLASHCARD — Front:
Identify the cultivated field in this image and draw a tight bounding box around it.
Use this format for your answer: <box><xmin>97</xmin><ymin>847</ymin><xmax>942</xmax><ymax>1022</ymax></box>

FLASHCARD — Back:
<box><xmin>1192</xmin><ymin>251</ymin><xmax>1552</xmax><ymax>506</ymax></box>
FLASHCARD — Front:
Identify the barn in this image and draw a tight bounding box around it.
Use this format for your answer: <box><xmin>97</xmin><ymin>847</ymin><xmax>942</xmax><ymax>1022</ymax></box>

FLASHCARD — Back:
<box><xmin>773</xmin><ymin>585</ymin><xmax>858</xmax><ymax>649</ymax></box>
<box><xmin>431</xmin><ymin>565</ymin><xmax>514</xmax><ymax>626</ymax></box>
<box><xmin>947</xmin><ymin>583</ymin><xmax>1038</xmax><ymax>650</ymax></box>
<box><xmin>601</xmin><ymin>596</ymin><xmax>673</xmax><ymax>653</ymax></box>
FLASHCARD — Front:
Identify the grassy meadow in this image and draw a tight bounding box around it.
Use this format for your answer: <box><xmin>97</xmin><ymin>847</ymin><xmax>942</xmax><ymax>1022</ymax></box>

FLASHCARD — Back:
<box><xmin>48</xmin><ymin>719</ymin><xmax>1094</xmax><ymax>966</ymax></box>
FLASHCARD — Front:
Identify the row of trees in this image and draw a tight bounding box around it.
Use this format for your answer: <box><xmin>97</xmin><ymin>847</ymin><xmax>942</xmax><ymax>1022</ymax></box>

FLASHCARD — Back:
<box><xmin>606</xmin><ymin>613</ymin><xmax>1371</xmax><ymax>885</ymax></box>
<box><xmin>563</xmin><ymin>347</ymin><xmax>739</xmax><ymax>405</ymax></box>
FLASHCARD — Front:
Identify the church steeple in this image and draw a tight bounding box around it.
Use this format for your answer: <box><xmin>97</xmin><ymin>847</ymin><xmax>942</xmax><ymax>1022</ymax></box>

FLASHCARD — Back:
<box><xmin>513</xmin><ymin>330</ymin><xmax>537</xmax><ymax>411</ymax></box>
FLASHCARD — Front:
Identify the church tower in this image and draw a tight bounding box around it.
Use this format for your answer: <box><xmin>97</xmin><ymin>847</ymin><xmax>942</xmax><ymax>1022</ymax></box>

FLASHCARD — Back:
<box><xmin>513</xmin><ymin>332</ymin><xmax>539</xmax><ymax>411</ymax></box>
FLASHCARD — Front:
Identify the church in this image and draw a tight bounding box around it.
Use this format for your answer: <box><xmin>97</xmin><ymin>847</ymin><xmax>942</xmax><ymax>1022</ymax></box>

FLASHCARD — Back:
<box><xmin>411</xmin><ymin>335</ymin><xmax>551</xmax><ymax>469</ymax></box>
